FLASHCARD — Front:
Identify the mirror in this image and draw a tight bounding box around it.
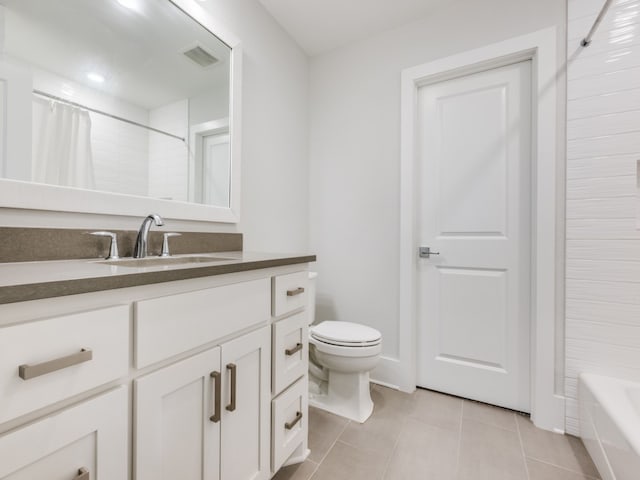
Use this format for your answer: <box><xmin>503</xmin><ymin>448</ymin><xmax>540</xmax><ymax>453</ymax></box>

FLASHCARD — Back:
<box><xmin>0</xmin><ymin>0</ymin><xmax>241</xmax><ymax>222</ymax></box>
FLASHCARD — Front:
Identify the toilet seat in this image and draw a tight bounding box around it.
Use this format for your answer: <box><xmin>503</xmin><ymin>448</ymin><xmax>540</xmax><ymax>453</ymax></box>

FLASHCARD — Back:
<box><xmin>310</xmin><ymin>321</ymin><xmax>382</xmax><ymax>348</ymax></box>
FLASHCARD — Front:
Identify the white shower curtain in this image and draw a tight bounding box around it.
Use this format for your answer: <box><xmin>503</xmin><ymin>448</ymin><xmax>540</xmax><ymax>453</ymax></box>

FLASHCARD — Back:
<box><xmin>32</xmin><ymin>98</ymin><xmax>95</xmax><ymax>189</ymax></box>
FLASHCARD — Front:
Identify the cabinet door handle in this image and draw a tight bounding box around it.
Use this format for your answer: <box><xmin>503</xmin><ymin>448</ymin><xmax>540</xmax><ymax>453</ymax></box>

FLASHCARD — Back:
<box><xmin>286</xmin><ymin>287</ymin><xmax>305</xmax><ymax>297</ymax></box>
<box><xmin>226</xmin><ymin>363</ymin><xmax>237</xmax><ymax>412</ymax></box>
<box><xmin>210</xmin><ymin>371</ymin><xmax>221</xmax><ymax>423</ymax></box>
<box><xmin>75</xmin><ymin>467</ymin><xmax>90</xmax><ymax>480</ymax></box>
<box><xmin>285</xmin><ymin>411</ymin><xmax>303</xmax><ymax>430</ymax></box>
<box><xmin>285</xmin><ymin>343</ymin><xmax>303</xmax><ymax>356</ymax></box>
<box><xmin>18</xmin><ymin>349</ymin><xmax>92</xmax><ymax>380</ymax></box>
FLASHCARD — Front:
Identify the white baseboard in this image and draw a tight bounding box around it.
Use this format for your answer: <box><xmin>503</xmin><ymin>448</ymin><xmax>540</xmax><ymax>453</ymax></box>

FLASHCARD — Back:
<box><xmin>371</xmin><ymin>355</ymin><xmax>412</xmax><ymax>392</ymax></box>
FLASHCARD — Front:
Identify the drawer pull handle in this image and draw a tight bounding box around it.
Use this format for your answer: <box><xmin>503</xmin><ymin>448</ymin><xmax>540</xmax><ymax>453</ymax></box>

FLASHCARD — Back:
<box><xmin>286</xmin><ymin>287</ymin><xmax>305</xmax><ymax>297</ymax></box>
<box><xmin>210</xmin><ymin>371</ymin><xmax>221</xmax><ymax>423</ymax></box>
<box><xmin>18</xmin><ymin>349</ymin><xmax>93</xmax><ymax>380</ymax></box>
<box><xmin>285</xmin><ymin>343</ymin><xmax>303</xmax><ymax>356</ymax></box>
<box><xmin>75</xmin><ymin>467</ymin><xmax>90</xmax><ymax>480</ymax></box>
<box><xmin>226</xmin><ymin>363</ymin><xmax>237</xmax><ymax>412</ymax></box>
<box><xmin>285</xmin><ymin>411</ymin><xmax>303</xmax><ymax>430</ymax></box>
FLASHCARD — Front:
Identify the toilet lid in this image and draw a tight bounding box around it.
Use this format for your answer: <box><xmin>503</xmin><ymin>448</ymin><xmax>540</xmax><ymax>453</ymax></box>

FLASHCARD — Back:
<box><xmin>310</xmin><ymin>321</ymin><xmax>381</xmax><ymax>347</ymax></box>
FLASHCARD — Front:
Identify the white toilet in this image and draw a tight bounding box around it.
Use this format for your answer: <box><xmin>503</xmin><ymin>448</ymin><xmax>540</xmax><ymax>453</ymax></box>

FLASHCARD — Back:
<box><xmin>307</xmin><ymin>272</ymin><xmax>382</xmax><ymax>423</ymax></box>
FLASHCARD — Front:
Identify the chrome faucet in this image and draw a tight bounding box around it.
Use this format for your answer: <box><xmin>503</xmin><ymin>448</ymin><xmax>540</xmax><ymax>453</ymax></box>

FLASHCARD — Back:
<box><xmin>133</xmin><ymin>214</ymin><xmax>164</xmax><ymax>258</ymax></box>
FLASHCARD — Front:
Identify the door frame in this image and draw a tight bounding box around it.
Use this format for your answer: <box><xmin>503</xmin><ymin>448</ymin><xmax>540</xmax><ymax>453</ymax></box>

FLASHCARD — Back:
<box><xmin>398</xmin><ymin>27</ymin><xmax>565</xmax><ymax>432</ymax></box>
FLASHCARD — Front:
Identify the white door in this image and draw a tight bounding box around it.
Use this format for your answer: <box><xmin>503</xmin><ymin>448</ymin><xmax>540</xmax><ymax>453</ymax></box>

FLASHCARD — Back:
<box><xmin>416</xmin><ymin>60</ymin><xmax>531</xmax><ymax>412</ymax></box>
<box><xmin>135</xmin><ymin>347</ymin><xmax>222</xmax><ymax>480</ymax></box>
<box><xmin>220</xmin><ymin>326</ymin><xmax>270</xmax><ymax>480</ymax></box>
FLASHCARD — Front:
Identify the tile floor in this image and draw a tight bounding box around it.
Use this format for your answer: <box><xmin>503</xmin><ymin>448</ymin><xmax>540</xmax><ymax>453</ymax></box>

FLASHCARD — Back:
<box><xmin>274</xmin><ymin>384</ymin><xmax>600</xmax><ymax>480</ymax></box>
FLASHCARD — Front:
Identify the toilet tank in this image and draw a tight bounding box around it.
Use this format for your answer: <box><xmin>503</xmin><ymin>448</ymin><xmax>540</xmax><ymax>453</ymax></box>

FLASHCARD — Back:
<box><xmin>308</xmin><ymin>271</ymin><xmax>317</xmax><ymax>326</ymax></box>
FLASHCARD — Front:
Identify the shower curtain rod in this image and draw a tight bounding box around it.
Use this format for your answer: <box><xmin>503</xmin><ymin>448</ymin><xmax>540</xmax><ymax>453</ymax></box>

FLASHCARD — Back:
<box><xmin>33</xmin><ymin>89</ymin><xmax>186</xmax><ymax>142</ymax></box>
<box><xmin>581</xmin><ymin>0</ymin><xmax>614</xmax><ymax>47</ymax></box>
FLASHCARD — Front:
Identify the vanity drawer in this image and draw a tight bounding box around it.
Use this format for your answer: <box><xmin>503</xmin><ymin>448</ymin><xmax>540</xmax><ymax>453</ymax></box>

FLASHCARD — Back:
<box><xmin>0</xmin><ymin>386</ymin><xmax>128</xmax><ymax>479</ymax></box>
<box><xmin>272</xmin><ymin>311</ymin><xmax>308</xmax><ymax>395</ymax></box>
<box><xmin>135</xmin><ymin>278</ymin><xmax>271</xmax><ymax>368</ymax></box>
<box><xmin>272</xmin><ymin>377</ymin><xmax>307</xmax><ymax>474</ymax></box>
<box><xmin>0</xmin><ymin>305</ymin><xmax>129</xmax><ymax>425</ymax></box>
<box><xmin>272</xmin><ymin>271</ymin><xmax>308</xmax><ymax>317</ymax></box>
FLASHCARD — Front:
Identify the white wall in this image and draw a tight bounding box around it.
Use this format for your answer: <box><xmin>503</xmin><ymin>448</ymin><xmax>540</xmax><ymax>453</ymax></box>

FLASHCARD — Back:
<box><xmin>308</xmin><ymin>0</ymin><xmax>566</xmax><ymax>382</ymax></box>
<box><xmin>189</xmin><ymin>81</ymin><xmax>229</xmax><ymax>127</ymax></box>
<box><xmin>564</xmin><ymin>0</ymin><xmax>640</xmax><ymax>435</ymax></box>
<box><xmin>198</xmin><ymin>0</ymin><xmax>309</xmax><ymax>251</ymax></box>
<box><xmin>0</xmin><ymin>0</ymin><xmax>309</xmax><ymax>251</ymax></box>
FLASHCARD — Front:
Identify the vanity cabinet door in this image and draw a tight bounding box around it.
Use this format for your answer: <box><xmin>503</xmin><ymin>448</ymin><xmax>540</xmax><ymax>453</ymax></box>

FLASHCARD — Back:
<box><xmin>0</xmin><ymin>387</ymin><xmax>128</xmax><ymax>480</ymax></box>
<box><xmin>135</xmin><ymin>347</ymin><xmax>222</xmax><ymax>480</ymax></box>
<box><xmin>220</xmin><ymin>326</ymin><xmax>271</xmax><ymax>480</ymax></box>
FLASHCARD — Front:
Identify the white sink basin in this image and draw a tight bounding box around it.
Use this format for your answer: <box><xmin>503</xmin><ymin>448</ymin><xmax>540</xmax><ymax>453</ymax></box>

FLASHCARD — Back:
<box><xmin>97</xmin><ymin>256</ymin><xmax>233</xmax><ymax>268</ymax></box>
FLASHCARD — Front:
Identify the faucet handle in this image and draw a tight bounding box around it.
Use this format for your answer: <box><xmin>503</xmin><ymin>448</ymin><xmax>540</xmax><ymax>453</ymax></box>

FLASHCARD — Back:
<box><xmin>160</xmin><ymin>232</ymin><xmax>181</xmax><ymax>257</ymax></box>
<box><xmin>89</xmin><ymin>231</ymin><xmax>120</xmax><ymax>259</ymax></box>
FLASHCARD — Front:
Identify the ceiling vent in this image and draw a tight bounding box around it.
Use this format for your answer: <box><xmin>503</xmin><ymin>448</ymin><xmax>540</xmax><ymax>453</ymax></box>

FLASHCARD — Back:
<box><xmin>182</xmin><ymin>46</ymin><xmax>218</xmax><ymax>68</ymax></box>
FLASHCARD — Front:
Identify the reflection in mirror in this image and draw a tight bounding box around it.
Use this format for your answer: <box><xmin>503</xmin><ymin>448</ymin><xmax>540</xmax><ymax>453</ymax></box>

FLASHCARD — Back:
<box><xmin>0</xmin><ymin>0</ymin><xmax>232</xmax><ymax>208</ymax></box>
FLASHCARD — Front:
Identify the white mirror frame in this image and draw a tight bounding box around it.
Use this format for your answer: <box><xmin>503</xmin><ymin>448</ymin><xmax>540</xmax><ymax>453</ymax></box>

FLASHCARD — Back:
<box><xmin>0</xmin><ymin>0</ymin><xmax>242</xmax><ymax>223</ymax></box>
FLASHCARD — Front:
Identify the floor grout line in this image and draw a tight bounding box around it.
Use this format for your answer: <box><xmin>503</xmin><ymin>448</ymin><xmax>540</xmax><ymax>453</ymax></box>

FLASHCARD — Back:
<box><xmin>454</xmin><ymin>400</ymin><xmax>464</xmax><ymax>479</ymax></box>
<box><xmin>525</xmin><ymin>455</ymin><xmax>601</xmax><ymax>480</ymax></box>
<box><xmin>524</xmin><ymin>455</ymin><xmax>602</xmax><ymax>479</ymax></box>
<box><xmin>515</xmin><ymin>413</ymin><xmax>531</xmax><ymax>480</ymax></box>
<box><xmin>314</xmin><ymin>417</ymin><xmax>351</xmax><ymax>466</ymax></box>
<box><xmin>306</xmin><ymin>458</ymin><xmax>321</xmax><ymax>480</ymax></box>
<box><xmin>379</xmin><ymin>416</ymin><xmax>406</xmax><ymax>480</ymax></box>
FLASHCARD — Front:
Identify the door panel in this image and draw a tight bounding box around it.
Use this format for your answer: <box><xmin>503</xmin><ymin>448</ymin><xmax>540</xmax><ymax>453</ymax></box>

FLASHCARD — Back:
<box><xmin>438</xmin><ymin>268</ymin><xmax>507</xmax><ymax>369</ymax></box>
<box><xmin>135</xmin><ymin>348</ymin><xmax>221</xmax><ymax>480</ymax></box>
<box><xmin>437</xmin><ymin>85</ymin><xmax>508</xmax><ymax>235</ymax></box>
<box><xmin>221</xmin><ymin>326</ymin><xmax>270</xmax><ymax>480</ymax></box>
<box><xmin>417</xmin><ymin>60</ymin><xmax>531</xmax><ymax>412</ymax></box>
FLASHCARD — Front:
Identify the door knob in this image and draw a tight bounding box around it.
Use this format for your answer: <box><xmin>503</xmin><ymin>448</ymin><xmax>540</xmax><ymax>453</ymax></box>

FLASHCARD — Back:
<box><xmin>419</xmin><ymin>246</ymin><xmax>440</xmax><ymax>258</ymax></box>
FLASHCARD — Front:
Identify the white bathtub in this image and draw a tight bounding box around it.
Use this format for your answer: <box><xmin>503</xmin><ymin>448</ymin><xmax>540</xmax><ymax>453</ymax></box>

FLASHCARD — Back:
<box><xmin>579</xmin><ymin>373</ymin><xmax>640</xmax><ymax>480</ymax></box>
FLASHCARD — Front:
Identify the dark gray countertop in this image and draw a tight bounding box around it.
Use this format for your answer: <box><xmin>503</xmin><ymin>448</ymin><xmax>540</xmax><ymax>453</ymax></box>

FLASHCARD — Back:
<box><xmin>0</xmin><ymin>251</ymin><xmax>316</xmax><ymax>305</ymax></box>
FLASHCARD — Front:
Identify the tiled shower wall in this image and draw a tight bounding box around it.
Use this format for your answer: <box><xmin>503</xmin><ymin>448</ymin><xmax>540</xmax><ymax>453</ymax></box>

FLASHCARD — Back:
<box><xmin>565</xmin><ymin>0</ymin><xmax>640</xmax><ymax>435</ymax></box>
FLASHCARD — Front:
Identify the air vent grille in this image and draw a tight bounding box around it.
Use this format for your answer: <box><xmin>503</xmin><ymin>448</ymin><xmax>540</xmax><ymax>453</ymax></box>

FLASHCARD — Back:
<box><xmin>183</xmin><ymin>46</ymin><xmax>218</xmax><ymax>67</ymax></box>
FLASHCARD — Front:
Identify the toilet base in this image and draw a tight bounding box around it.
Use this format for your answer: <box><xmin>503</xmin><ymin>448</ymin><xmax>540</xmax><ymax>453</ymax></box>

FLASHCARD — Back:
<box><xmin>308</xmin><ymin>369</ymin><xmax>374</xmax><ymax>423</ymax></box>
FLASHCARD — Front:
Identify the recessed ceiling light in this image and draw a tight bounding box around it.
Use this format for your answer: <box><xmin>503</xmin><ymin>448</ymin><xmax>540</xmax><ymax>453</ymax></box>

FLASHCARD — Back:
<box><xmin>117</xmin><ymin>0</ymin><xmax>137</xmax><ymax>10</ymax></box>
<box><xmin>87</xmin><ymin>72</ymin><xmax>105</xmax><ymax>83</ymax></box>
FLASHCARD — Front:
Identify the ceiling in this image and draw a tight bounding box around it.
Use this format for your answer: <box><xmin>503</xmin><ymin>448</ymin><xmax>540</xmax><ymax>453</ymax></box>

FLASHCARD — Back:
<box><xmin>257</xmin><ymin>0</ymin><xmax>453</xmax><ymax>56</ymax></box>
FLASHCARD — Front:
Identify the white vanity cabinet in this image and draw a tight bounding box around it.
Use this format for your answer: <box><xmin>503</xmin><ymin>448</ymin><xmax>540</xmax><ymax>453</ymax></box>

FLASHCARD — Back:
<box><xmin>0</xmin><ymin>263</ymin><xmax>310</xmax><ymax>480</ymax></box>
<box><xmin>270</xmin><ymin>272</ymin><xmax>310</xmax><ymax>474</ymax></box>
<box><xmin>135</xmin><ymin>327</ymin><xmax>271</xmax><ymax>480</ymax></box>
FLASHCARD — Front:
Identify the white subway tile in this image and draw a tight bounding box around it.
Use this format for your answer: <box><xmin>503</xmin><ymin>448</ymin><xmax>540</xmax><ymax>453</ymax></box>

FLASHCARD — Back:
<box><xmin>568</xmin><ymin>66</ymin><xmax>640</xmax><ymax>99</ymax></box>
<box><xmin>567</xmin><ymin>279</ymin><xmax>640</xmax><ymax>305</ymax></box>
<box><xmin>566</xmin><ymin>258</ymin><xmax>640</xmax><ymax>282</ymax></box>
<box><xmin>566</xmin><ymin>174</ymin><xmax>636</xmax><ymax>198</ymax></box>
<box><xmin>567</xmin><ymin>154</ymin><xmax>639</xmax><ymax>178</ymax></box>
<box><xmin>568</xmin><ymin>110</ymin><xmax>640</xmax><ymax>139</ymax></box>
<box><xmin>566</xmin><ymin>239</ymin><xmax>640</xmax><ymax>261</ymax></box>
<box><xmin>567</xmin><ymin>318</ymin><xmax>640</xmax><ymax>345</ymax></box>
<box><xmin>566</xmin><ymin>301</ymin><xmax>640</xmax><ymax>326</ymax></box>
<box><xmin>568</xmin><ymin>45</ymin><xmax>640</xmax><ymax>80</ymax></box>
<box><xmin>566</xmin><ymin>348</ymin><xmax>640</xmax><ymax>378</ymax></box>
<box><xmin>567</xmin><ymin>218</ymin><xmax>640</xmax><ymax>239</ymax></box>
<box><xmin>568</xmin><ymin>87</ymin><xmax>640</xmax><ymax>119</ymax></box>
<box><xmin>568</xmin><ymin>1</ymin><xmax>640</xmax><ymax>42</ymax></box>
